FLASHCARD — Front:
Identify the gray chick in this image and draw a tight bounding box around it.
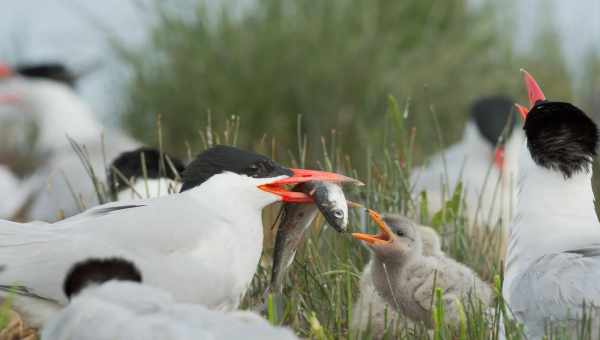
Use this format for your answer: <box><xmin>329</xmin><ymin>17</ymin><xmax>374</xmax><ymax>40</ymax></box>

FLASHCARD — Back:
<box><xmin>351</xmin><ymin>225</ymin><xmax>443</xmax><ymax>337</ymax></box>
<box><xmin>352</xmin><ymin>211</ymin><xmax>493</xmax><ymax>330</ymax></box>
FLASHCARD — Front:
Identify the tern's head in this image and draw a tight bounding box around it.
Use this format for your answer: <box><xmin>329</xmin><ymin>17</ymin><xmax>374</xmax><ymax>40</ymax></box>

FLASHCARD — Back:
<box><xmin>352</xmin><ymin>211</ymin><xmax>421</xmax><ymax>263</ymax></box>
<box><xmin>516</xmin><ymin>70</ymin><xmax>598</xmax><ymax>179</ymax></box>
<box><xmin>180</xmin><ymin>145</ymin><xmax>361</xmax><ymax>206</ymax></box>
<box><xmin>108</xmin><ymin>147</ymin><xmax>186</xmax><ymax>198</ymax></box>
<box><xmin>63</xmin><ymin>258</ymin><xmax>142</xmax><ymax>299</ymax></box>
<box><xmin>468</xmin><ymin>95</ymin><xmax>518</xmax><ymax>170</ymax></box>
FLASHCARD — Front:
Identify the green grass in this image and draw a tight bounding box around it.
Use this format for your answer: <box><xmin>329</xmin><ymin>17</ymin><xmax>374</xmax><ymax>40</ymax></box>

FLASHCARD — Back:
<box><xmin>118</xmin><ymin>0</ymin><xmax>572</xmax><ymax>165</ymax></box>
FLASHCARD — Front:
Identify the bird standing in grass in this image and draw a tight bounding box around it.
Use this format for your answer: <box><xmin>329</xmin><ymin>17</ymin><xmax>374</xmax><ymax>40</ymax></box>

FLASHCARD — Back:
<box><xmin>411</xmin><ymin>96</ymin><xmax>521</xmax><ymax>228</ymax></box>
<box><xmin>41</xmin><ymin>258</ymin><xmax>299</xmax><ymax>340</ymax></box>
<box><xmin>352</xmin><ymin>211</ymin><xmax>493</xmax><ymax>329</ymax></box>
<box><xmin>504</xmin><ymin>70</ymin><xmax>600</xmax><ymax>339</ymax></box>
<box><xmin>351</xmin><ymin>224</ymin><xmax>443</xmax><ymax>337</ymax></box>
<box><xmin>0</xmin><ymin>145</ymin><xmax>359</xmax><ymax>328</ymax></box>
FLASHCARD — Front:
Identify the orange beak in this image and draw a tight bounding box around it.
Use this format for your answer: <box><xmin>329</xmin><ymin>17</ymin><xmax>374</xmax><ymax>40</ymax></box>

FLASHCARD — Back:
<box><xmin>0</xmin><ymin>63</ymin><xmax>11</xmax><ymax>79</ymax></box>
<box><xmin>351</xmin><ymin>209</ymin><xmax>393</xmax><ymax>245</ymax></box>
<box><xmin>494</xmin><ymin>147</ymin><xmax>505</xmax><ymax>170</ymax></box>
<box><xmin>516</xmin><ymin>69</ymin><xmax>546</xmax><ymax>120</ymax></box>
<box><xmin>258</xmin><ymin>168</ymin><xmax>363</xmax><ymax>203</ymax></box>
<box><xmin>514</xmin><ymin>103</ymin><xmax>529</xmax><ymax>121</ymax></box>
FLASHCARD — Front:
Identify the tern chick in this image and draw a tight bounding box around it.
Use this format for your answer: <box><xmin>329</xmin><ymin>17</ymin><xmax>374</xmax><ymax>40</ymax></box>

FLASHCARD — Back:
<box><xmin>352</xmin><ymin>211</ymin><xmax>492</xmax><ymax>329</ymax></box>
<box><xmin>351</xmin><ymin>224</ymin><xmax>443</xmax><ymax>337</ymax></box>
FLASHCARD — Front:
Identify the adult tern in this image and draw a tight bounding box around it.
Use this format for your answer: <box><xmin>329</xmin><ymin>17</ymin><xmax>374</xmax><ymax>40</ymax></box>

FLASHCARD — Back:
<box><xmin>0</xmin><ymin>145</ymin><xmax>359</xmax><ymax>327</ymax></box>
<box><xmin>42</xmin><ymin>258</ymin><xmax>299</xmax><ymax>340</ymax></box>
<box><xmin>504</xmin><ymin>70</ymin><xmax>600</xmax><ymax>339</ymax></box>
<box><xmin>0</xmin><ymin>62</ymin><xmax>140</xmax><ymax>221</ymax></box>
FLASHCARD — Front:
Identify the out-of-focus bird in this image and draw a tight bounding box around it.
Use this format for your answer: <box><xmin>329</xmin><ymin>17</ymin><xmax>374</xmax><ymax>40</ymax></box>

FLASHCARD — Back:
<box><xmin>352</xmin><ymin>211</ymin><xmax>492</xmax><ymax>329</ymax></box>
<box><xmin>504</xmin><ymin>70</ymin><xmax>600</xmax><ymax>339</ymax></box>
<box><xmin>0</xmin><ymin>145</ymin><xmax>358</xmax><ymax>328</ymax></box>
<box><xmin>41</xmin><ymin>258</ymin><xmax>299</xmax><ymax>340</ymax></box>
<box><xmin>0</xmin><ymin>62</ymin><xmax>140</xmax><ymax>221</ymax></box>
<box><xmin>411</xmin><ymin>96</ymin><xmax>522</xmax><ymax>228</ymax></box>
<box><xmin>0</xmin><ymin>165</ymin><xmax>31</xmax><ymax>219</ymax></box>
<box><xmin>107</xmin><ymin>147</ymin><xmax>186</xmax><ymax>201</ymax></box>
<box><xmin>351</xmin><ymin>224</ymin><xmax>443</xmax><ymax>338</ymax></box>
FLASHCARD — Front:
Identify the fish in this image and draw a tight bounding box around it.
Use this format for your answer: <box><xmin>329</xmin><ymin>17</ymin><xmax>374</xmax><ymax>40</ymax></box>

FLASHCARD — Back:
<box><xmin>270</xmin><ymin>181</ymin><xmax>348</xmax><ymax>293</ymax></box>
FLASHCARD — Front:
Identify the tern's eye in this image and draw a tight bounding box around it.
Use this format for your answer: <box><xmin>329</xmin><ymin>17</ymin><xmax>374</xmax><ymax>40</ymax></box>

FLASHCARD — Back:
<box><xmin>394</xmin><ymin>229</ymin><xmax>405</xmax><ymax>237</ymax></box>
<box><xmin>245</xmin><ymin>162</ymin><xmax>273</xmax><ymax>178</ymax></box>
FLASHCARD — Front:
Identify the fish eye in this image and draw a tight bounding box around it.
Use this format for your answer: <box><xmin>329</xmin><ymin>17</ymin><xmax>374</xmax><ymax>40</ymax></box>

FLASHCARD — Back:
<box><xmin>333</xmin><ymin>210</ymin><xmax>344</xmax><ymax>219</ymax></box>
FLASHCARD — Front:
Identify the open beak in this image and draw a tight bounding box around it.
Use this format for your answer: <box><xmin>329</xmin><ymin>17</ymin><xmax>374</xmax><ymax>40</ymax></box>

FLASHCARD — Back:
<box><xmin>258</xmin><ymin>168</ymin><xmax>363</xmax><ymax>203</ymax></box>
<box><xmin>351</xmin><ymin>209</ymin><xmax>393</xmax><ymax>245</ymax></box>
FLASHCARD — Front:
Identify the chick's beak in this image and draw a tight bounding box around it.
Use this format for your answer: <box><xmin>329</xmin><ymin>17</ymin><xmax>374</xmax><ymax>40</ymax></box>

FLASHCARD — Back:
<box><xmin>352</xmin><ymin>209</ymin><xmax>393</xmax><ymax>245</ymax></box>
<box><xmin>258</xmin><ymin>168</ymin><xmax>363</xmax><ymax>203</ymax></box>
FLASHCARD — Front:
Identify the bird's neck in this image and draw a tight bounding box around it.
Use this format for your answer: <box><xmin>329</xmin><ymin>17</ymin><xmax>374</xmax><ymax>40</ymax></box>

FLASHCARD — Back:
<box><xmin>28</xmin><ymin>82</ymin><xmax>102</xmax><ymax>151</ymax></box>
<box><xmin>505</xmin><ymin>162</ymin><xmax>600</xmax><ymax>288</ymax></box>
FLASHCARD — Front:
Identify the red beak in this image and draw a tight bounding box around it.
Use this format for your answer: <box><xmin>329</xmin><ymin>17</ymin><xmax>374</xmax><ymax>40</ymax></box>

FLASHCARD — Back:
<box><xmin>258</xmin><ymin>168</ymin><xmax>363</xmax><ymax>203</ymax></box>
<box><xmin>514</xmin><ymin>103</ymin><xmax>529</xmax><ymax>120</ymax></box>
<box><xmin>0</xmin><ymin>64</ymin><xmax>11</xmax><ymax>79</ymax></box>
<box><xmin>521</xmin><ymin>69</ymin><xmax>546</xmax><ymax>108</ymax></box>
<box><xmin>494</xmin><ymin>147</ymin><xmax>505</xmax><ymax>170</ymax></box>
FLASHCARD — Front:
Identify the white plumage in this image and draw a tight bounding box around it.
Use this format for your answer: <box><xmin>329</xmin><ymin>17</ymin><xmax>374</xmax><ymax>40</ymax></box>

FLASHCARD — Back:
<box><xmin>41</xmin><ymin>281</ymin><xmax>298</xmax><ymax>340</ymax></box>
<box><xmin>503</xmin><ymin>71</ymin><xmax>600</xmax><ymax>339</ymax></box>
<box><xmin>0</xmin><ymin>165</ymin><xmax>30</xmax><ymax>219</ymax></box>
<box><xmin>0</xmin><ymin>172</ymin><xmax>274</xmax><ymax>327</ymax></box>
<box><xmin>0</xmin><ymin>71</ymin><xmax>140</xmax><ymax>221</ymax></box>
<box><xmin>411</xmin><ymin>121</ymin><xmax>522</xmax><ymax>228</ymax></box>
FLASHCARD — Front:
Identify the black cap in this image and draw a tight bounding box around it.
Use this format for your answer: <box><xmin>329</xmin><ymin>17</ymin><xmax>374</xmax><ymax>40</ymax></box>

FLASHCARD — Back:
<box><xmin>470</xmin><ymin>95</ymin><xmax>518</xmax><ymax>147</ymax></box>
<box><xmin>15</xmin><ymin>63</ymin><xmax>76</xmax><ymax>87</ymax></box>
<box><xmin>524</xmin><ymin>101</ymin><xmax>598</xmax><ymax>178</ymax></box>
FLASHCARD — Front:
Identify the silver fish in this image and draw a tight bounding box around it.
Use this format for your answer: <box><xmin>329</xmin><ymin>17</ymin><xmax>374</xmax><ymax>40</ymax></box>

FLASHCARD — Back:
<box><xmin>270</xmin><ymin>181</ymin><xmax>348</xmax><ymax>293</ymax></box>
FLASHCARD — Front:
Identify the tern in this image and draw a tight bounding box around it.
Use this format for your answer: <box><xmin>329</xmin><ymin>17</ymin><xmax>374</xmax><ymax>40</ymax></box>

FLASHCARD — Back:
<box><xmin>503</xmin><ymin>70</ymin><xmax>600</xmax><ymax>339</ymax></box>
<box><xmin>0</xmin><ymin>165</ymin><xmax>30</xmax><ymax>219</ymax></box>
<box><xmin>0</xmin><ymin>145</ymin><xmax>359</xmax><ymax>327</ymax></box>
<box><xmin>107</xmin><ymin>147</ymin><xmax>186</xmax><ymax>201</ymax></box>
<box><xmin>0</xmin><ymin>62</ymin><xmax>140</xmax><ymax>221</ymax></box>
<box><xmin>411</xmin><ymin>96</ymin><xmax>522</xmax><ymax>228</ymax></box>
<box><xmin>42</xmin><ymin>258</ymin><xmax>299</xmax><ymax>340</ymax></box>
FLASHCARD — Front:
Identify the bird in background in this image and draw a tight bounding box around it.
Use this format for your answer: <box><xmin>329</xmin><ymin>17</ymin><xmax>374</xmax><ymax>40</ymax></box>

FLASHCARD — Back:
<box><xmin>351</xmin><ymin>223</ymin><xmax>443</xmax><ymax>338</ymax></box>
<box><xmin>0</xmin><ymin>145</ymin><xmax>359</xmax><ymax>328</ymax></box>
<box><xmin>352</xmin><ymin>211</ymin><xmax>493</xmax><ymax>330</ymax></box>
<box><xmin>504</xmin><ymin>70</ymin><xmax>600</xmax><ymax>339</ymax></box>
<box><xmin>107</xmin><ymin>147</ymin><xmax>186</xmax><ymax>201</ymax></box>
<box><xmin>411</xmin><ymin>95</ymin><xmax>522</xmax><ymax>229</ymax></box>
<box><xmin>0</xmin><ymin>61</ymin><xmax>140</xmax><ymax>221</ymax></box>
<box><xmin>41</xmin><ymin>257</ymin><xmax>299</xmax><ymax>340</ymax></box>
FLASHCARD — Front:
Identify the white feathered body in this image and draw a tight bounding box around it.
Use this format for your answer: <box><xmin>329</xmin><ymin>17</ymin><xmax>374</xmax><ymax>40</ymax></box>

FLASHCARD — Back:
<box><xmin>0</xmin><ymin>173</ymin><xmax>277</xmax><ymax>327</ymax></box>
<box><xmin>411</xmin><ymin>123</ymin><xmax>521</xmax><ymax>228</ymax></box>
<box><xmin>41</xmin><ymin>281</ymin><xmax>298</xmax><ymax>340</ymax></box>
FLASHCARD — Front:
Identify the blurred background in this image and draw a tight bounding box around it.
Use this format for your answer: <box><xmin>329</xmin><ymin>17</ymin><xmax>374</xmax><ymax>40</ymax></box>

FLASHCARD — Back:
<box><xmin>1</xmin><ymin>0</ymin><xmax>599</xmax><ymax>166</ymax></box>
